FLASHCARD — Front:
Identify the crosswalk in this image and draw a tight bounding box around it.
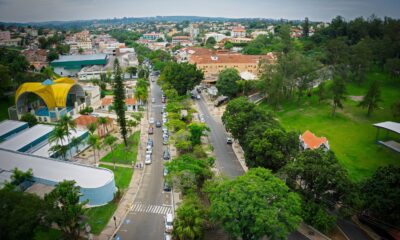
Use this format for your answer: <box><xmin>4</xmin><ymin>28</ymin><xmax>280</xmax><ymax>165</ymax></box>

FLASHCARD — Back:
<box><xmin>131</xmin><ymin>203</ymin><xmax>172</xmax><ymax>215</ymax></box>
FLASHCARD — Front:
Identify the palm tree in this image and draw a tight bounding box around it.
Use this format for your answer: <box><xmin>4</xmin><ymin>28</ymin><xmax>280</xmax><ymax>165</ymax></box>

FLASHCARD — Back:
<box><xmin>59</xmin><ymin>115</ymin><xmax>77</xmax><ymax>159</ymax></box>
<box><xmin>70</xmin><ymin>137</ymin><xmax>82</xmax><ymax>155</ymax></box>
<box><xmin>87</xmin><ymin>134</ymin><xmax>100</xmax><ymax>166</ymax></box>
<box><xmin>103</xmin><ymin>134</ymin><xmax>118</xmax><ymax>169</ymax></box>
<box><xmin>97</xmin><ymin>117</ymin><xmax>109</xmax><ymax>135</ymax></box>
<box><xmin>49</xmin><ymin>144</ymin><xmax>68</xmax><ymax>160</ymax></box>
<box><xmin>48</xmin><ymin>126</ymin><xmax>67</xmax><ymax>160</ymax></box>
<box><xmin>87</xmin><ymin>122</ymin><xmax>97</xmax><ymax>135</ymax></box>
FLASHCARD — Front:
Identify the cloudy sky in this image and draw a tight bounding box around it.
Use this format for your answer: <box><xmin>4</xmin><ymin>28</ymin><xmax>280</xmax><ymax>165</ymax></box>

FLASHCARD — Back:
<box><xmin>0</xmin><ymin>0</ymin><xmax>399</xmax><ymax>23</ymax></box>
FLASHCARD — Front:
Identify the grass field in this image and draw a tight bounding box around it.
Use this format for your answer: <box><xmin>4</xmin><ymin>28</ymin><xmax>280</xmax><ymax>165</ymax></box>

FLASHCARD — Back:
<box><xmin>86</xmin><ymin>165</ymin><xmax>133</xmax><ymax>234</ymax></box>
<box><xmin>101</xmin><ymin>131</ymin><xmax>140</xmax><ymax>165</ymax></box>
<box><xmin>260</xmin><ymin>70</ymin><xmax>400</xmax><ymax>182</ymax></box>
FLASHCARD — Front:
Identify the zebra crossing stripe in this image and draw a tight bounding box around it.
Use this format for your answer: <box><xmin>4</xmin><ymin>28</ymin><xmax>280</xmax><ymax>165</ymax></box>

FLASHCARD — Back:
<box><xmin>131</xmin><ymin>203</ymin><xmax>172</xmax><ymax>215</ymax></box>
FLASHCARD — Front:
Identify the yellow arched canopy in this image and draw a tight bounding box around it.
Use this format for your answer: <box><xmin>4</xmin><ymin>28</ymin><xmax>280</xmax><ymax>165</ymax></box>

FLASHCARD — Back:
<box><xmin>15</xmin><ymin>77</ymin><xmax>81</xmax><ymax>109</ymax></box>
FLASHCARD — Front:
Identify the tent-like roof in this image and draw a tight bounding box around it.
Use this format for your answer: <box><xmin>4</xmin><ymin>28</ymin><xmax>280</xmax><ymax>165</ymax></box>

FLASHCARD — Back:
<box><xmin>373</xmin><ymin>121</ymin><xmax>400</xmax><ymax>134</ymax></box>
<box><xmin>15</xmin><ymin>77</ymin><xmax>81</xmax><ymax>109</ymax></box>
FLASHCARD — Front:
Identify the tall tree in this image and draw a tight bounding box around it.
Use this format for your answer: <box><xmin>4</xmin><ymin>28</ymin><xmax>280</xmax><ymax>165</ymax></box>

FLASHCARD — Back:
<box><xmin>206</xmin><ymin>168</ymin><xmax>302</xmax><ymax>240</ymax></box>
<box><xmin>103</xmin><ymin>134</ymin><xmax>118</xmax><ymax>169</ymax></box>
<box><xmin>173</xmin><ymin>195</ymin><xmax>206</xmax><ymax>240</ymax></box>
<box><xmin>317</xmin><ymin>82</ymin><xmax>327</xmax><ymax>103</ymax></box>
<box><xmin>97</xmin><ymin>116</ymin><xmax>109</xmax><ymax>133</ymax></box>
<box><xmin>215</xmin><ymin>68</ymin><xmax>241</xmax><ymax>98</ymax></box>
<box><xmin>44</xmin><ymin>180</ymin><xmax>88</xmax><ymax>240</ymax></box>
<box><xmin>188</xmin><ymin>122</ymin><xmax>210</xmax><ymax>146</ymax></box>
<box><xmin>358</xmin><ymin>80</ymin><xmax>382</xmax><ymax>117</ymax></box>
<box><xmin>88</xmin><ymin>134</ymin><xmax>100</xmax><ymax>166</ymax></box>
<box><xmin>48</xmin><ymin>125</ymin><xmax>67</xmax><ymax>160</ymax></box>
<box><xmin>361</xmin><ymin>165</ymin><xmax>400</xmax><ymax>226</ymax></box>
<box><xmin>331</xmin><ymin>76</ymin><xmax>346</xmax><ymax>116</ymax></box>
<box><xmin>113</xmin><ymin>59</ymin><xmax>128</xmax><ymax>147</ymax></box>
<box><xmin>59</xmin><ymin>115</ymin><xmax>77</xmax><ymax>159</ymax></box>
<box><xmin>303</xmin><ymin>17</ymin><xmax>310</xmax><ymax>37</ymax></box>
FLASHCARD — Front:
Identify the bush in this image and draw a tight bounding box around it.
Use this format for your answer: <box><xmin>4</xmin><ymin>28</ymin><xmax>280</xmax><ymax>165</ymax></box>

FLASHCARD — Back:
<box><xmin>20</xmin><ymin>113</ymin><xmax>38</xmax><ymax>127</ymax></box>
<box><xmin>192</xmin><ymin>145</ymin><xmax>207</xmax><ymax>159</ymax></box>
<box><xmin>302</xmin><ymin>200</ymin><xmax>336</xmax><ymax>234</ymax></box>
<box><xmin>79</xmin><ymin>106</ymin><xmax>93</xmax><ymax>115</ymax></box>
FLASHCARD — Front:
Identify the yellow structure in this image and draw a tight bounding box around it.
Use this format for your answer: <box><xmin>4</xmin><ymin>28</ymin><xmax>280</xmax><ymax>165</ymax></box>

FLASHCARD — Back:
<box><xmin>15</xmin><ymin>77</ymin><xmax>81</xmax><ymax>109</ymax></box>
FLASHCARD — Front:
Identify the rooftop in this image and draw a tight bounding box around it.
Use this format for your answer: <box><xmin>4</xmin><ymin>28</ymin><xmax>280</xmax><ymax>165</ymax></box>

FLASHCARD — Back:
<box><xmin>300</xmin><ymin>130</ymin><xmax>328</xmax><ymax>150</ymax></box>
<box><xmin>0</xmin><ymin>124</ymin><xmax>54</xmax><ymax>152</ymax></box>
<box><xmin>0</xmin><ymin>148</ymin><xmax>114</xmax><ymax>189</ymax></box>
<box><xmin>373</xmin><ymin>121</ymin><xmax>400</xmax><ymax>134</ymax></box>
<box><xmin>0</xmin><ymin>120</ymin><xmax>28</xmax><ymax>139</ymax></box>
<box><xmin>51</xmin><ymin>54</ymin><xmax>107</xmax><ymax>63</ymax></box>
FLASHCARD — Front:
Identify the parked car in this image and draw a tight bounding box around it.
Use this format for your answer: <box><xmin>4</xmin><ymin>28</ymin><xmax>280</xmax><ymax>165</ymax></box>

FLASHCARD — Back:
<box><xmin>162</xmin><ymin>118</ymin><xmax>167</xmax><ymax>124</ymax></box>
<box><xmin>226</xmin><ymin>137</ymin><xmax>233</xmax><ymax>144</ymax></box>
<box><xmin>163</xmin><ymin>132</ymin><xmax>169</xmax><ymax>139</ymax></box>
<box><xmin>199</xmin><ymin>114</ymin><xmax>205</xmax><ymax>123</ymax></box>
<box><xmin>196</xmin><ymin>95</ymin><xmax>201</xmax><ymax>100</ymax></box>
<box><xmin>163</xmin><ymin>167</ymin><xmax>168</xmax><ymax>176</ymax></box>
<box><xmin>162</xmin><ymin>126</ymin><xmax>168</xmax><ymax>132</ymax></box>
<box><xmin>163</xmin><ymin>149</ymin><xmax>170</xmax><ymax>160</ymax></box>
<box><xmin>163</xmin><ymin>181</ymin><xmax>171</xmax><ymax>192</ymax></box>
<box><xmin>149</xmin><ymin>117</ymin><xmax>155</xmax><ymax>124</ymax></box>
<box><xmin>147</xmin><ymin>138</ymin><xmax>153</xmax><ymax>147</ymax></box>
<box><xmin>156</xmin><ymin>121</ymin><xmax>162</xmax><ymax>128</ymax></box>
<box><xmin>151</xmin><ymin>97</ymin><xmax>155</xmax><ymax>103</ymax></box>
<box><xmin>146</xmin><ymin>145</ymin><xmax>153</xmax><ymax>155</ymax></box>
<box><xmin>163</xmin><ymin>137</ymin><xmax>169</xmax><ymax>145</ymax></box>
<box><xmin>148</xmin><ymin>127</ymin><xmax>154</xmax><ymax>134</ymax></box>
<box><xmin>145</xmin><ymin>154</ymin><xmax>152</xmax><ymax>165</ymax></box>
<box><xmin>162</xmin><ymin>98</ymin><xmax>166</xmax><ymax>103</ymax></box>
<box><xmin>164</xmin><ymin>234</ymin><xmax>172</xmax><ymax>240</ymax></box>
<box><xmin>164</xmin><ymin>213</ymin><xmax>174</xmax><ymax>232</ymax></box>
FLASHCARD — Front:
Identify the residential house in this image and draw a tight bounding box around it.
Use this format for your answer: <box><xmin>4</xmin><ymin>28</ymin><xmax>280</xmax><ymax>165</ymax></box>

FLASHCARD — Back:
<box><xmin>299</xmin><ymin>130</ymin><xmax>330</xmax><ymax>151</ymax></box>
<box><xmin>231</xmin><ymin>26</ymin><xmax>246</xmax><ymax>38</ymax></box>
<box><xmin>75</xmin><ymin>115</ymin><xmax>113</xmax><ymax>137</ymax></box>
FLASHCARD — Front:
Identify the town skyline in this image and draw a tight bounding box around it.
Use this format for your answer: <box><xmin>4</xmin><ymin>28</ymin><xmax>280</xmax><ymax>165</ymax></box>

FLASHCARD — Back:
<box><xmin>0</xmin><ymin>0</ymin><xmax>400</xmax><ymax>23</ymax></box>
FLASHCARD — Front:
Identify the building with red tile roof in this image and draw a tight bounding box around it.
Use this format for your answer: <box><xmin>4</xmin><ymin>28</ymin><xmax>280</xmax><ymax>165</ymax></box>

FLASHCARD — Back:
<box><xmin>75</xmin><ymin>115</ymin><xmax>113</xmax><ymax>137</ymax></box>
<box><xmin>299</xmin><ymin>130</ymin><xmax>330</xmax><ymax>151</ymax></box>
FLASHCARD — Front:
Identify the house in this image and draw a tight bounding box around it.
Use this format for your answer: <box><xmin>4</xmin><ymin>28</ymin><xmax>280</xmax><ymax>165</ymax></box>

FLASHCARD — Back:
<box><xmin>231</xmin><ymin>26</ymin><xmax>246</xmax><ymax>38</ymax></box>
<box><xmin>299</xmin><ymin>130</ymin><xmax>330</xmax><ymax>151</ymax></box>
<box><xmin>125</xmin><ymin>98</ymin><xmax>137</xmax><ymax>111</ymax></box>
<box><xmin>100</xmin><ymin>96</ymin><xmax>137</xmax><ymax>112</ymax></box>
<box><xmin>141</xmin><ymin>32</ymin><xmax>164</xmax><ymax>42</ymax></box>
<box><xmin>75</xmin><ymin>115</ymin><xmax>113</xmax><ymax>137</ymax></box>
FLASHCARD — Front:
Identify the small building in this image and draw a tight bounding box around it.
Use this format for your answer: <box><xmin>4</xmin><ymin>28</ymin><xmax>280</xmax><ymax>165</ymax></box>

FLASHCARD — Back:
<box><xmin>75</xmin><ymin>115</ymin><xmax>113</xmax><ymax>137</ymax></box>
<box><xmin>373</xmin><ymin>121</ymin><xmax>400</xmax><ymax>153</ymax></box>
<box><xmin>231</xmin><ymin>26</ymin><xmax>246</xmax><ymax>38</ymax></box>
<box><xmin>51</xmin><ymin>54</ymin><xmax>108</xmax><ymax>77</ymax></box>
<box><xmin>299</xmin><ymin>130</ymin><xmax>330</xmax><ymax>151</ymax></box>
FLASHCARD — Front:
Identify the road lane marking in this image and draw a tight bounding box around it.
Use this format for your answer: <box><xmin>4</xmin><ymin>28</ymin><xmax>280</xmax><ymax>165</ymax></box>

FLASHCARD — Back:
<box><xmin>131</xmin><ymin>203</ymin><xmax>172</xmax><ymax>215</ymax></box>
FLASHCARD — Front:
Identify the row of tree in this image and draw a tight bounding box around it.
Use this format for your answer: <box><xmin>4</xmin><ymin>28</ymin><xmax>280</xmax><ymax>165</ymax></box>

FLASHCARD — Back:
<box><xmin>222</xmin><ymin>97</ymin><xmax>400</xmax><ymax>232</ymax></box>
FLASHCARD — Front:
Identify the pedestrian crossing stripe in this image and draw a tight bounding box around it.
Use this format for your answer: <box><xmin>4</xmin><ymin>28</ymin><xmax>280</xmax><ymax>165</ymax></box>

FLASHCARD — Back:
<box><xmin>131</xmin><ymin>203</ymin><xmax>172</xmax><ymax>215</ymax></box>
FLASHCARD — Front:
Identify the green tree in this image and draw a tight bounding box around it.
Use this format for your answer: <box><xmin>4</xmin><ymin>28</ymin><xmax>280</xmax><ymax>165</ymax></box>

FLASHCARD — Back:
<box><xmin>48</xmin><ymin>125</ymin><xmax>67</xmax><ymax>160</ymax></box>
<box><xmin>206</xmin><ymin>168</ymin><xmax>302</xmax><ymax>240</ymax></box>
<box><xmin>224</xmin><ymin>41</ymin><xmax>234</xmax><ymax>50</ymax></box>
<box><xmin>97</xmin><ymin>116</ymin><xmax>109</xmax><ymax>133</ymax></box>
<box><xmin>103</xmin><ymin>134</ymin><xmax>118</xmax><ymax>169</ymax></box>
<box><xmin>59</xmin><ymin>115</ymin><xmax>77</xmax><ymax>159</ymax></box>
<box><xmin>188</xmin><ymin>122</ymin><xmax>210</xmax><ymax>145</ymax></box>
<box><xmin>159</xmin><ymin>62</ymin><xmax>204</xmax><ymax>95</ymax></box>
<box><xmin>0</xmin><ymin>65</ymin><xmax>12</xmax><ymax>97</ymax></box>
<box><xmin>205</xmin><ymin>37</ymin><xmax>216</xmax><ymax>48</ymax></box>
<box><xmin>317</xmin><ymin>82</ymin><xmax>327</xmax><ymax>103</ymax></box>
<box><xmin>303</xmin><ymin>17</ymin><xmax>310</xmax><ymax>37</ymax></box>
<box><xmin>0</xmin><ymin>189</ymin><xmax>46</xmax><ymax>240</ymax></box>
<box><xmin>278</xmin><ymin>24</ymin><xmax>293</xmax><ymax>54</ymax></box>
<box><xmin>47</xmin><ymin>49</ymin><xmax>59</xmax><ymax>62</ymax></box>
<box><xmin>244</xmin><ymin>128</ymin><xmax>299</xmax><ymax>172</ymax></box>
<box><xmin>166</xmin><ymin>154</ymin><xmax>213</xmax><ymax>194</ymax></box>
<box><xmin>173</xmin><ymin>195</ymin><xmax>207</xmax><ymax>240</ymax></box>
<box><xmin>113</xmin><ymin>59</ymin><xmax>128</xmax><ymax>147</ymax></box>
<box><xmin>284</xmin><ymin>150</ymin><xmax>350</xmax><ymax>203</ymax></box>
<box><xmin>301</xmin><ymin>200</ymin><xmax>336</xmax><ymax>233</ymax></box>
<box><xmin>349</xmin><ymin>40</ymin><xmax>372</xmax><ymax>84</ymax></box>
<box><xmin>174</xmin><ymin>129</ymin><xmax>192</xmax><ymax>154</ymax></box>
<box><xmin>216</xmin><ymin>68</ymin><xmax>241</xmax><ymax>98</ymax></box>
<box><xmin>20</xmin><ymin>112</ymin><xmax>38</xmax><ymax>127</ymax></box>
<box><xmin>331</xmin><ymin>76</ymin><xmax>346</xmax><ymax>116</ymax></box>
<box><xmin>361</xmin><ymin>165</ymin><xmax>400</xmax><ymax>226</ymax></box>
<box><xmin>78</xmin><ymin>48</ymin><xmax>84</xmax><ymax>54</ymax></box>
<box><xmin>126</xmin><ymin>66</ymin><xmax>137</xmax><ymax>78</ymax></box>
<box><xmin>44</xmin><ymin>180</ymin><xmax>88</xmax><ymax>240</ymax></box>
<box><xmin>88</xmin><ymin>134</ymin><xmax>100</xmax><ymax>166</ymax></box>
<box><xmin>358</xmin><ymin>80</ymin><xmax>382</xmax><ymax>117</ymax></box>
<box><xmin>385</xmin><ymin>58</ymin><xmax>400</xmax><ymax>79</ymax></box>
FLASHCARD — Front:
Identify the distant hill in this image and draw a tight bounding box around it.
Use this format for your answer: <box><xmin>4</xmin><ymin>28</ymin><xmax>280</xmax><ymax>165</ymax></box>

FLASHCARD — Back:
<box><xmin>0</xmin><ymin>16</ymin><xmax>299</xmax><ymax>29</ymax></box>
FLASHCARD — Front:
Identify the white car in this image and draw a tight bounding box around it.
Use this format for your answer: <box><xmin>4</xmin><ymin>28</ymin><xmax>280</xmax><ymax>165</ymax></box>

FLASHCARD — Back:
<box><xmin>165</xmin><ymin>214</ymin><xmax>174</xmax><ymax>233</ymax></box>
<box><xmin>146</xmin><ymin>147</ymin><xmax>153</xmax><ymax>155</ymax></box>
<box><xmin>145</xmin><ymin>154</ymin><xmax>152</xmax><ymax>165</ymax></box>
<box><xmin>162</xmin><ymin>118</ymin><xmax>167</xmax><ymax>124</ymax></box>
<box><xmin>149</xmin><ymin>117</ymin><xmax>155</xmax><ymax>124</ymax></box>
<box><xmin>152</xmin><ymin>97</ymin><xmax>156</xmax><ymax>103</ymax></box>
<box><xmin>162</xmin><ymin>126</ymin><xmax>168</xmax><ymax>132</ymax></box>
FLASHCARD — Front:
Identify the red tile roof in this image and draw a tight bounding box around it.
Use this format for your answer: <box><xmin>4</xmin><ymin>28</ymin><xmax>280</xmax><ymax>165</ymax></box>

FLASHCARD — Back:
<box><xmin>301</xmin><ymin>130</ymin><xmax>328</xmax><ymax>150</ymax></box>
<box><xmin>75</xmin><ymin>115</ymin><xmax>112</xmax><ymax>126</ymax></box>
<box><xmin>125</xmin><ymin>98</ymin><xmax>136</xmax><ymax>105</ymax></box>
<box><xmin>101</xmin><ymin>97</ymin><xmax>113</xmax><ymax>106</ymax></box>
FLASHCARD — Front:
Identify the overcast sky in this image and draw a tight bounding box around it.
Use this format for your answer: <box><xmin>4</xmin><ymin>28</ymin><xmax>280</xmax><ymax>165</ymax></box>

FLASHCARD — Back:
<box><xmin>0</xmin><ymin>0</ymin><xmax>399</xmax><ymax>23</ymax></box>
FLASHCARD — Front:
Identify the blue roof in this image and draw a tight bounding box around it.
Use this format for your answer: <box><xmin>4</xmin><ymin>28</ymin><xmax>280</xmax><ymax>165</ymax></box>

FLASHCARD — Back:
<box><xmin>42</xmin><ymin>79</ymin><xmax>54</xmax><ymax>86</ymax></box>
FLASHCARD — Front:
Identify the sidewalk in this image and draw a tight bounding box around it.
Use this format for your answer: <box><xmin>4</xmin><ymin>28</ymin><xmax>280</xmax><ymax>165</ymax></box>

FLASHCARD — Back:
<box><xmin>94</xmin><ymin>112</ymin><xmax>149</xmax><ymax>240</ymax></box>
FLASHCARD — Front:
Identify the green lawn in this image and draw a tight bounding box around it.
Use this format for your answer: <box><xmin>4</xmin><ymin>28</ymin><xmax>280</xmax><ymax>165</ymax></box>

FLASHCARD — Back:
<box><xmin>101</xmin><ymin>131</ymin><xmax>140</xmax><ymax>165</ymax></box>
<box><xmin>100</xmin><ymin>164</ymin><xmax>133</xmax><ymax>191</ymax></box>
<box><xmin>86</xmin><ymin>164</ymin><xmax>133</xmax><ymax>234</ymax></box>
<box><xmin>33</xmin><ymin>227</ymin><xmax>62</xmax><ymax>240</ymax></box>
<box><xmin>260</xmin><ymin>70</ymin><xmax>400</xmax><ymax>182</ymax></box>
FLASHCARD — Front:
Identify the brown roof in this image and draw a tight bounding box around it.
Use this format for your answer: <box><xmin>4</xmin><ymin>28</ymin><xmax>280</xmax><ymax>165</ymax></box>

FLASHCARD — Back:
<box><xmin>101</xmin><ymin>97</ymin><xmax>113</xmax><ymax>106</ymax></box>
<box><xmin>301</xmin><ymin>130</ymin><xmax>328</xmax><ymax>150</ymax></box>
<box><xmin>172</xmin><ymin>36</ymin><xmax>190</xmax><ymax>40</ymax></box>
<box><xmin>125</xmin><ymin>98</ymin><xmax>136</xmax><ymax>105</ymax></box>
<box><xmin>232</xmin><ymin>26</ymin><xmax>245</xmax><ymax>32</ymax></box>
<box><xmin>75</xmin><ymin>115</ymin><xmax>112</xmax><ymax>126</ymax></box>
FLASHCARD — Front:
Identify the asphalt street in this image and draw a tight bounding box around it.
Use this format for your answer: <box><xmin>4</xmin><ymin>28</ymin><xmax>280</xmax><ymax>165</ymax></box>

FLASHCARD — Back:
<box><xmin>116</xmin><ymin>77</ymin><xmax>171</xmax><ymax>240</ymax></box>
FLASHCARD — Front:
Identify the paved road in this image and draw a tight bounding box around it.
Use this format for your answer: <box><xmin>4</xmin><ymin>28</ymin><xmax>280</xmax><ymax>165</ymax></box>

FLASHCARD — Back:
<box><xmin>116</xmin><ymin>77</ymin><xmax>172</xmax><ymax>240</ymax></box>
<box><xmin>197</xmin><ymin>95</ymin><xmax>244</xmax><ymax>178</ymax></box>
<box><xmin>196</xmin><ymin>94</ymin><xmax>311</xmax><ymax>240</ymax></box>
<box><xmin>338</xmin><ymin>219</ymin><xmax>370</xmax><ymax>240</ymax></box>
